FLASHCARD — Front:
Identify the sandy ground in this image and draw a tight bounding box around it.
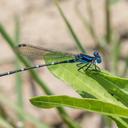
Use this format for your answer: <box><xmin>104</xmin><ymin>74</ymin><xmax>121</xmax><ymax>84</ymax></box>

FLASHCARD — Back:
<box><xmin>0</xmin><ymin>0</ymin><xmax>128</xmax><ymax>127</ymax></box>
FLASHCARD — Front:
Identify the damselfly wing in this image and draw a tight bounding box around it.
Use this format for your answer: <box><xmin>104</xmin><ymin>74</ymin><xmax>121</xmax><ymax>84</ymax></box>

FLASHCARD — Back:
<box><xmin>17</xmin><ymin>44</ymin><xmax>75</xmax><ymax>62</ymax></box>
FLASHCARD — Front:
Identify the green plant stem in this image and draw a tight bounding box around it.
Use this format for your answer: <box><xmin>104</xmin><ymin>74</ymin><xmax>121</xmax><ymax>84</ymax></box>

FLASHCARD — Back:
<box><xmin>54</xmin><ymin>0</ymin><xmax>85</xmax><ymax>53</ymax></box>
<box><xmin>110</xmin><ymin>34</ymin><xmax>121</xmax><ymax>74</ymax></box>
<box><xmin>0</xmin><ymin>24</ymin><xmax>80</xmax><ymax>128</ymax></box>
<box><xmin>0</xmin><ymin>116</ymin><xmax>14</xmax><ymax>128</ymax></box>
<box><xmin>14</xmin><ymin>16</ymin><xmax>24</xmax><ymax>127</ymax></box>
<box><xmin>122</xmin><ymin>55</ymin><xmax>128</xmax><ymax>76</ymax></box>
<box><xmin>14</xmin><ymin>16</ymin><xmax>20</xmax><ymax>45</ymax></box>
<box><xmin>57</xmin><ymin>107</ymin><xmax>81</xmax><ymax>128</ymax></box>
<box><xmin>101</xmin><ymin>116</ymin><xmax>113</xmax><ymax>128</ymax></box>
<box><xmin>105</xmin><ymin>0</ymin><xmax>111</xmax><ymax>44</ymax></box>
<box><xmin>75</xmin><ymin>1</ymin><xmax>97</xmax><ymax>44</ymax></box>
<box><xmin>0</xmin><ymin>94</ymin><xmax>48</xmax><ymax>128</ymax></box>
<box><xmin>0</xmin><ymin>104</ymin><xmax>16</xmax><ymax>128</ymax></box>
<box><xmin>15</xmin><ymin>64</ymin><xmax>24</xmax><ymax>122</ymax></box>
<box><xmin>86</xmin><ymin>0</ymin><xmax>99</xmax><ymax>44</ymax></box>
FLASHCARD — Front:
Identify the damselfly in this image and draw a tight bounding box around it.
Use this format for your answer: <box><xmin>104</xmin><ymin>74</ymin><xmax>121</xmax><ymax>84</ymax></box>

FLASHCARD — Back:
<box><xmin>0</xmin><ymin>44</ymin><xmax>102</xmax><ymax>77</ymax></box>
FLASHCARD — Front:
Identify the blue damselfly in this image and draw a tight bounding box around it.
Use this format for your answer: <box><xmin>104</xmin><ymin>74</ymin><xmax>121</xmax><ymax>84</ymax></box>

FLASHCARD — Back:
<box><xmin>0</xmin><ymin>44</ymin><xmax>102</xmax><ymax>77</ymax></box>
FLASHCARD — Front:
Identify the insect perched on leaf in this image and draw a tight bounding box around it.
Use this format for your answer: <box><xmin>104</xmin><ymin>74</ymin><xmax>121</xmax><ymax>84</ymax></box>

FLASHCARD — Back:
<box><xmin>0</xmin><ymin>44</ymin><xmax>102</xmax><ymax>77</ymax></box>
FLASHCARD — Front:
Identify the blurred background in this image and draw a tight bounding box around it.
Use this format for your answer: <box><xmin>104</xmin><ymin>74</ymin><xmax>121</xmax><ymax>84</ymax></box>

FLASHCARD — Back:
<box><xmin>0</xmin><ymin>0</ymin><xmax>128</xmax><ymax>128</ymax></box>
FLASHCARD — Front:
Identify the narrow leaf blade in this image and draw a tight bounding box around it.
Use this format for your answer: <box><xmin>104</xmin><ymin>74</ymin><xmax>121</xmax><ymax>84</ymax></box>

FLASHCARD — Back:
<box><xmin>30</xmin><ymin>95</ymin><xmax>128</xmax><ymax>118</ymax></box>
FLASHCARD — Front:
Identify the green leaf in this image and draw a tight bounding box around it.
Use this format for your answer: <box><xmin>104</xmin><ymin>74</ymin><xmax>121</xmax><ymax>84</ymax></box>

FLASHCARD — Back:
<box><xmin>43</xmin><ymin>55</ymin><xmax>128</xmax><ymax>127</ymax></box>
<box><xmin>86</xmin><ymin>70</ymin><xmax>128</xmax><ymax>106</ymax></box>
<box><xmin>46</xmin><ymin>58</ymin><xmax>128</xmax><ymax>107</ymax></box>
<box><xmin>30</xmin><ymin>95</ymin><xmax>128</xmax><ymax>118</ymax></box>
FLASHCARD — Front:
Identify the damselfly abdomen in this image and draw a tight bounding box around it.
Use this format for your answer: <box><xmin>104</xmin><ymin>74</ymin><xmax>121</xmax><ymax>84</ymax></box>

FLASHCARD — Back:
<box><xmin>0</xmin><ymin>44</ymin><xmax>102</xmax><ymax>77</ymax></box>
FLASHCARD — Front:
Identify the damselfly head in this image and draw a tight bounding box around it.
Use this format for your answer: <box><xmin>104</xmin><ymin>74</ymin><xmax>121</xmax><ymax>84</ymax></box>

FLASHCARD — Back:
<box><xmin>93</xmin><ymin>51</ymin><xmax>102</xmax><ymax>64</ymax></box>
<box><xmin>93</xmin><ymin>50</ymin><xmax>99</xmax><ymax>56</ymax></box>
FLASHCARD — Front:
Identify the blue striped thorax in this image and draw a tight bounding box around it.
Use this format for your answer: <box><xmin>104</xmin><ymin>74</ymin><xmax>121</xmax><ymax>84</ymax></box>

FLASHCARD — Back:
<box><xmin>75</xmin><ymin>51</ymin><xmax>101</xmax><ymax>64</ymax></box>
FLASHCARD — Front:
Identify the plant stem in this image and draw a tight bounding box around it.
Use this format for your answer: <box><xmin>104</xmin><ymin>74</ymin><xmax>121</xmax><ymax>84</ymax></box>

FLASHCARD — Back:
<box><xmin>54</xmin><ymin>0</ymin><xmax>85</xmax><ymax>53</ymax></box>
<box><xmin>14</xmin><ymin>16</ymin><xmax>24</xmax><ymax>127</ymax></box>
<box><xmin>105</xmin><ymin>0</ymin><xmax>111</xmax><ymax>44</ymax></box>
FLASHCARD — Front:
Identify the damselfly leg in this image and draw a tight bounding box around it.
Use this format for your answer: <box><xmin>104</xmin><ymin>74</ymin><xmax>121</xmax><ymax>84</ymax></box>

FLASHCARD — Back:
<box><xmin>78</xmin><ymin>61</ymin><xmax>100</xmax><ymax>73</ymax></box>
<box><xmin>76</xmin><ymin>62</ymin><xmax>83</xmax><ymax>67</ymax></box>
<box><xmin>94</xmin><ymin>64</ymin><xmax>101</xmax><ymax>71</ymax></box>
<box><xmin>77</xmin><ymin>63</ymin><xmax>90</xmax><ymax>72</ymax></box>
<box><xmin>84</xmin><ymin>63</ymin><xmax>92</xmax><ymax>71</ymax></box>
